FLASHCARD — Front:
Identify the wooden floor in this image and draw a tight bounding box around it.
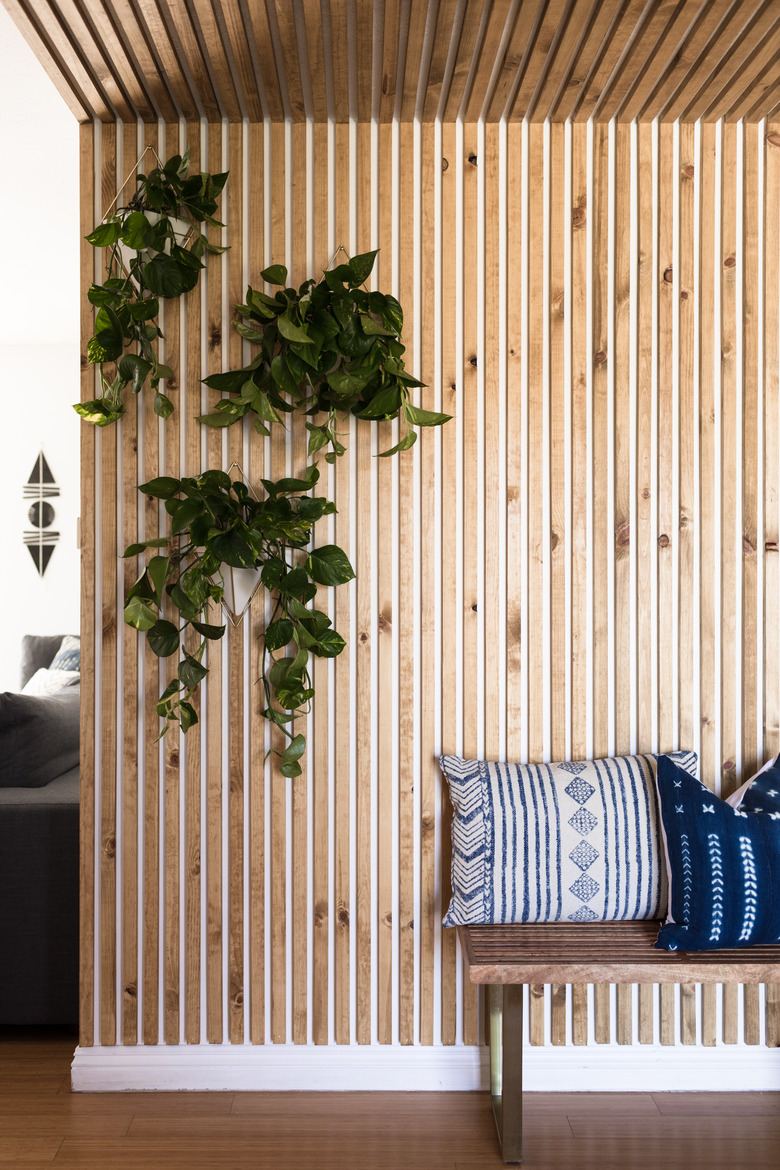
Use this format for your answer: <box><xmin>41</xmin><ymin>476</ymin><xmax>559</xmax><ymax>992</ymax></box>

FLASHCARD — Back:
<box><xmin>1</xmin><ymin>1029</ymin><xmax>779</xmax><ymax>1169</ymax></box>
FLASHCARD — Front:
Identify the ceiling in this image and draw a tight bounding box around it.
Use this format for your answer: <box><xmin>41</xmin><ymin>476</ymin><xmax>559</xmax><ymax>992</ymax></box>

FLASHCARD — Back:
<box><xmin>4</xmin><ymin>0</ymin><xmax>780</xmax><ymax>125</ymax></box>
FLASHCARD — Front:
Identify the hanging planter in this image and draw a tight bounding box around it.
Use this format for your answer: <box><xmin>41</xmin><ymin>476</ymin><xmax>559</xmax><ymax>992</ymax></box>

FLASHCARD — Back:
<box><xmin>77</xmin><ymin>145</ymin><xmax>228</xmax><ymax>427</ymax></box>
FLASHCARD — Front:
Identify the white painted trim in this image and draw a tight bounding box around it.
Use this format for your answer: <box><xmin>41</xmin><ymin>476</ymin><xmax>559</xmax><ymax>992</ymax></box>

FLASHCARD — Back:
<box><xmin>71</xmin><ymin>1043</ymin><xmax>780</xmax><ymax>1094</ymax></box>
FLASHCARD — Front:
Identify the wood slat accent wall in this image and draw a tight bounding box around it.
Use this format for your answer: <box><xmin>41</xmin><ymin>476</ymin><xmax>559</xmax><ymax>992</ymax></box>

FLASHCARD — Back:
<box><xmin>80</xmin><ymin>117</ymin><xmax>780</xmax><ymax>1053</ymax></box>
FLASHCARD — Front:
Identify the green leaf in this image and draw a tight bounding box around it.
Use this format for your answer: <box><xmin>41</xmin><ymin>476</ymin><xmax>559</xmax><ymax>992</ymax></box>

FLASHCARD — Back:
<box><xmin>280</xmin><ymin>761</ymin><xmax>303</xmax><ymax>778</ymax></box>
<box><xmin>147</xmin><ymin>555</ymin><xmax>170</xmax><ymax>600</ymax></box>
<box><xmin>261</xmin><ymin>556</ymin><xmax>285</xmax><ymax>590</ymax></box>
<box><xmin>86</xmin><ymin>219</ymin><xmax>122</xmax><ymax>247</ymax></box>
<box><xmin>281</xmin><ymin>733</ymin><xmax>307</xmax><ymax>766</ymax></box>
<box><xmin>265</xmin><ymin>618</ymin><xmax>294</xmax><ymax>650</ymax></box>
<box><xmin>277</xmin><ymin>312</ymin><xmax>312</xmax><ymax>345</ymax></box>
<box><xmin>404</xmin><ymin>403</ymin><xmax>452</xmax><ymax>427</ymax></box>
<box><xmin>354</xmin><ymin>386</ymin><xmax>402</xmax><ymax>420</ymax></box>
<box><xmin>73</xmin><ymin>398</ymin><xmax>125</xmax><ymax>426</ymax></box>
<box><xmin>313</xmin><ymin>628</ymin><xmax>347</xmax><ymax>658</ymax></box>
<box><xmin>179</xmin><ymin>701</ymin><xmax>198</xmax><ymax>733</ymax></box>
<box><xmin>91</xmin><ymin>305</ymin><xmax>125</xmax><ymax>363</ymax></box>
<box><xmin>170</xmin><ymin>496</ymin><xmax>204</xmax><ymax>534</ymax></box>
<box><xmin>124</xmin><ymin>595</ymin><xmax>157</xmax><ymax>630</ymax></box>
<box><xmin>147</xmin><ymin>619</ymin><xmax>180</xmax><ymax>658</ymax></box>
<box><xmin>142</xmin><ymin>252</ymin><xmax>190</xmax><ymax>298</ymax></box>
<box><xmin>380</xmin><ymin>294</ymin><xmax>404</xmax><ymax>334</ymax></box>
<box><xmin>192</xmin><ymin>620</ymin><xmax>226</xmax><ymax>640</ymax></box>
<box><xmin>261</xmin><ymin>264</ymin><xmax>288</xmax><ymax>285</ymax></box>
<box><xmin>348</xmin><ymin>249</ymin><xmax>379</xmax><ymax>285</ymax></box>
<box><xmin>154</xmin><ymin>391</ymin><xmax>175</xmax><ymax>419</ymax></box>
<box><xmin>235</xmin><ymin>320</ymin><xmax>266</xmax><ymax>343</ymax></box>
<box><xmin>211</xmin><ymin>530</ymin><xmax>257</xmax><ymax>569</ymax></box>
<box><xmin>179</xmin><ymin>652</ymin><xmax>208</xmax><ymax>688</ymax></box>
<box><xmin>306</xmin><ymin>424</ymin><xmax>330</xmax><ymax>456</ymax></box>
<box><xmin>139</xmin><ymin>476</ymin><xmax>181</xmax><ymax>499</ymax></box>
<box><xmin>120</xmin><ymin>210</ymin><xmax>156</xmax><ymax>250</ymax></box>
<box><xmin>123</xmin><ymin>536</ymin><xmax>169</xmax><ymax>557</ymax></box>
<box><xmin>118</xmin><ymin>353</ymin><xmax>153</xmax><ymax>394</ymax></box>
<box><xmin>182</xmin><ymin>565</ymin><xmax>210</xmax><ymax>607</ymax></box>
<box><xmin>378</xmin><ymin>429</ymin><xmax>417</xmax><ymax>457</ymax></box>
<box><xmin>360</xmin><ymin>315</ymin><xmax>396</xmax><ymax>337</ymax></box>
<box><xmin>305</xmin><ymin>544</ymin><xmax>356</xmax><ymax>587</ymax></box>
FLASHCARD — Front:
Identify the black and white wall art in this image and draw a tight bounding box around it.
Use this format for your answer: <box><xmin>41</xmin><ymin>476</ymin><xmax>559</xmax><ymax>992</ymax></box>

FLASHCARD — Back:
<box><xmin>23</xmin><ymin>452</ymin><xmax>60</xmax><ymax>576</ymax></box>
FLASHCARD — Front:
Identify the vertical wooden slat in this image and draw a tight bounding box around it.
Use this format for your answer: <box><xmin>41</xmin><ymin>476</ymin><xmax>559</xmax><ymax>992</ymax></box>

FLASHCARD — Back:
<box><xmin>377</xmin><ymin>121</ymin><xmax>394</xmax><ymax>1047</ymax></box>
<box><xmin>461</xmin><ymin>124</ymin><xmax>480</xmax><ymax>1048</ymax></box>
<box><xmin>614</xmin><ymin>122</ymin><xmax>632</xmax><ymax>1049</ymax></box>
<box><xmin>79</xmin><ymin>120</ymin><xmax>96</xmax><ymax>1049</ymax></box>
<box><xmin>419</xmin><ymin>120</ymin><xmax>437</xmax><ymax>1047</ymax></box>
<box><xmin>592</xmin><ymin>121</ymin><xmax>610</xmax><ymax>1048</ymax></box>
<box><xmin>333</xmin><ymin>122</ymin><xmax>351</xmax><ymax>1047</ymax></box>
<box><xmin>355</xmin><ymin>121</ymin><xmax>373</xmax><ymax>1046</ymax></box>
<box><xmin>163</xmin><ymin>119</ymin><xmax>182</xmax><ymax>1048</ymax></box>
<box><xmin>699</xmin><ymin>121</ymin><xmax>718</xmax><ymax>1049</ymax></box>
<box><xmin>570</xmin><ymin>121</ymin><xmax>589</xmax><ymax>1048</ymax></box>
<box><xmin>311</xmin><ymin>121</ymin><xmax>329</xmax><ymax>1047</ymax></box>
<box><xmin>100</xmin><ymin>121</ymin><xmax>118</xmax><ymax>1049</ymax></box>
<box><xmin>142</xmin><ymin>121</ymin><xmax>161</xmax><ymax>1048</ymax></box>
<box><xmin>205</xmin><ymin>121</ymin><xmax>224</xmax><ymax>1045</ymax></box>
<box><xmin>721</xmin><ymin>121</ymin><xmax>739</xmax><ymax>1046</ymax></box>
<box><xmin>227</xmin><ymin>120</ymin><xmax>244</xmax><ymax>1046</ymax></box>
<box><xmin>742</xmin><ymin>121</ymin><xmax>760</xmax><ymax>1049</ymax></box>
<box><xmin>270</xmin><ymin>121</ymin><xmax>287</xmax><ymax>1045</ymax></box>
<box><xmin>678</xmin><ymin>122</ymin><xmax>697</xmax><ymax>1049</ymax></box>
<box><xmin>248</xmin><ymin>121</ymin><xmax>265</xmax><ymax>1045</ymax></box>
<box><xmin>440</xmin><ymin>120</ymin><xmax>458</xmax><ymax>1046</ymax></box>
<box><xmin>658</xmin><ymin>123</ymin><xmax>675</xmax><ymax>758</ymax></box>
<box><xmin>398</xmin><ymin>120</ymin><xmax>415</xmax><ymax>1046</ymax></box>
<box><xmin>764</xmin><ymin>125</ymin><xmax>780</xmax><ymax>1049</ymax></box>
<box><xmin>289</xmin><ymin>122</ymin><xmax>308</xmax><ymax>1050</ymax></box>
<box><xmin>527</xmin><ymin>122</ymin><xmax>545</xmax><ymax>1051</ymax></box>
<box><xmin>183</xmin><ymin>123</ymin><xmax>203</xmax><ymax>1047</ymax></box>
<box><xmin>636</xmin><ymin>120</ymin><xmax>655</xmax><ymax>1045</ymax></box>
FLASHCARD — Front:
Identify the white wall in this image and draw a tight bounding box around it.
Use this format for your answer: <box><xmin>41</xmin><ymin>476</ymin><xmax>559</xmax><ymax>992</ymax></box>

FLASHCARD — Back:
<box><xmin>0</xmin><ymin>5</ymin><xmax>80</xmax><ymax>691</ymax></box>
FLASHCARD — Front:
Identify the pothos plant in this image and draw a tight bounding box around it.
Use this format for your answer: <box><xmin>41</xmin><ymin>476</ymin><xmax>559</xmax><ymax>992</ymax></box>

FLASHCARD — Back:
<box><xmin>124</xmin><ymin>465</ymin><xmax>354</xmax><ymax>774</ymax></box>
<box><xmin>77</xmin><ymin>146</ymin><xmax>227</xmax><ymax>427</ymax></box>
<box><xmin>198</xmin><ymin>250</ymin><xmax>451</xmax><ymax>459</ymax></box>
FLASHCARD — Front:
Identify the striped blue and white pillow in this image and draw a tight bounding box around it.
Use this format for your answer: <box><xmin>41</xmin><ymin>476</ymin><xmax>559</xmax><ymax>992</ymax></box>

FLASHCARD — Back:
<box><xmin>440</xmin><ymin>752</ymin><xmax>698</xmax><ymax>926</ymax></box>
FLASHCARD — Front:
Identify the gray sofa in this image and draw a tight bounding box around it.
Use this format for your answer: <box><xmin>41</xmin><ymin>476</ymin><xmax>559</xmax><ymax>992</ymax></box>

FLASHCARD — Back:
<box><xmin>0</xmin><ymin>635</ymin><xmax>79</xmax><ymax>1025</ymax></box>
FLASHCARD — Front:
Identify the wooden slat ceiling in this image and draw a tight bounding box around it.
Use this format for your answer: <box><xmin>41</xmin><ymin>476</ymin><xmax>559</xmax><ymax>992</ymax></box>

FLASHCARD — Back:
<box><xmin>4</xmin><ymin>0</ymin><xmax>780</xmax><ymax>124</ymax></box>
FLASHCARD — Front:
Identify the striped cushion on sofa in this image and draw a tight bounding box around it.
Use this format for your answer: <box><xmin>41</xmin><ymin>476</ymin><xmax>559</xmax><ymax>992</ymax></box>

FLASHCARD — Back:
<box><xmin>440</xmin><ymin>751</ymin><xmax>698</xmax><ymax>926</ymax></box>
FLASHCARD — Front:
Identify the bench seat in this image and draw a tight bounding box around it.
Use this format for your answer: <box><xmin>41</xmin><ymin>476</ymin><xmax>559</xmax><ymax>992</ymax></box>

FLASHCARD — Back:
<box><xmin>458</xmin><ymin>921</ymin><xmax>780</xmax><ymax>1164</ymax></box>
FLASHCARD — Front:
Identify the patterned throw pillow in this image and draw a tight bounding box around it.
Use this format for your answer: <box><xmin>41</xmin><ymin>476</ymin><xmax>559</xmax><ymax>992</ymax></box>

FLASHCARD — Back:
<box><xmin>655</xmin><ymin>754</ymin><xmax>780</xmax><ymax>951</ymax></box>
<box><xmin>726</xmin><ymin>756</ymin><xmax>780</xmax><ymax>816</ymax></box>
<box><xmin>49</xmin><ymin>634</ymin><xmax>80</xmax><ymax>674</ymax></box>
<box><xmin>21</xmin><ymin>667</ymin><xmax>80</xmax><ymax>696</ymax></box>
<box><xmin>440</xmin><ymin>751</ymin><xmax>698</xmax><ymax>926</ymax></box>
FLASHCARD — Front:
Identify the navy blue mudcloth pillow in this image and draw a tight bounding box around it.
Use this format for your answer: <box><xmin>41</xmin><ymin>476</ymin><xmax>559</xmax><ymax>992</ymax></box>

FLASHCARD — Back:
<box><xmin>655</xmin><ymin>754</ymin><xmax>780</xmax><ymax>951</ymax></box>
<box><xmin>727</xmin><ymin>756</ymin><xmax>780</xmax><ymax>816</ymax></box>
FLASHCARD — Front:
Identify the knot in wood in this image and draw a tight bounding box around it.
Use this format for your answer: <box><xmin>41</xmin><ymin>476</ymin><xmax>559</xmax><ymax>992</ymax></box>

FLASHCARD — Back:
<box><xmin>168</xmin><ymin>749</ymin><xmax>179</xmax><ymax>767</ymax></box>
<box><xmin>422</xmin><ymin>811</ymin><xmax>434</xmax><ymax>831</ymax></box>
<box><xmin>701</xmin><ymin>715</ymin><xmax>710</xmax><ymax>725</ymax></box>
<box><xmin>80</xmin><ymin>354</ymin><xmax>89</xmax><ymax>371</ymax></box>
<box><xmin>103</xmin><ymin>834</ymin><xmax>116</xmax><ymax>858</ymax></box>
<box><xmin>594</xmin><ymin>350</ymin><xmax>607</xmax><ymax>366</ymax></box>
<box><xmin>744</xmin><ymin>535</ymin><xmax>756</xmax><ymax>554</ymax></box>
<box><xmin>449</xmin><ymin>382</ymin><xmax>457</xmax><ymax>391</ymax></box>
<box><xmin>663</xmin><ymin>267</ymin><xmax>673</xmax><ymax>284</ymax></box>
<box><xmin>314</xmin><ymin>911</ymin><xmax>325</xmax><ymax>927</ymax></box>
<box><xmin>378</xmin><ymin>612</ymin><xmax>391</xmax><ymax>632</ymax></box>
<box><xmin>441</xmin><ymin>157</ymin><xmax>449</xmax><ymax>172</ymax></box>
<box><xmin>383</xmin><ymin>911</ymin><xmax>392</xmax><ymax>927</ymax></box>
<box><xmin>766</xmin><ymin>540</ymin><xmax>779</xmax><ymax>552</ymax></box>
<box><xmin>682</xmin><ymin>164</ymin><xmax>695</xmax><ymax>179</ymax></box>
<box><xmin>209</xmin><ymin>324</ymin><xmax>222</xmax><ymax>347</ymax></box>
<box><xmin>359</xmin><ymin>631</ymin><xmax>368</xmax><ymax>643</ymax></box>
<box><xmin>723</xmin><ymin>255</ymin><xmax>736</xmax><ymax>269</ymax></box>
<box><xmin>408</xmin><ymin>920</ymin><xmax>414</xmax><ymax>930</ymax></box>
<box><xmin>722</xmin><ymin>759</ymin><xmax>735</xmax><ymax>772</ymax></box>
<box><xmin>471</xmin><ymin>603</ymin><xmax>478</xmax><ymax>612</ymax></box>
<box><xmin>469</xmin><ymin>355</ymin><xmax>478</xmax><ymax>367</ymax></box>
<box><xmin>642</xmin><ymin>488</ymin><xmax>650</xmax><ymax>500</ymax></box>
<box><xmin>615</xmin><ymin>522</ymin><xmax>630</xmax><ymax>549</ymax></box>
<box><xmin>467</xmin><ymin>153</ymin><xmax>478</xmax><ymax>167</ymax></box>
<box><xmin>192</xmin><ymin>858</ymin><xmax>200</xmax><ymax>876</ymax></box>
<box><xmin>550</xmin><ymin>531</ymin><xmax>559</xmax><ymax>552</ymax></box>
<box><xmin>572</xmin><ymin>207</ymin><xmax>585</xmax><ymax>229</ymax></box>
<box><xmin>338</xmin><ymin>906</ymin><xmax>349</xmax><ymax>927</ymax></box>
<box><xmin>125</xmin><ymin>984</ymin><xmax>137</xmax><ymax>998</ymax></box>
<box><xmin>232</xmin><ymin>991</ymin><xmax>244</xmax><ymax>1008</ymax></box>
<box><xmin>767</xmin><ymin>133</ymin><xmax>780</xmax><ymax>148</ymax></box>
<box><xmin>568</xmin><ymin>77</ymin><xmax>582</xmax><ymax>88</ymax></box>
<box><xmin>681</xmin><ymin>290</ymin><xmax>689</xmax><ymax>301</ymax></box>
<box><xmin>658</xmin><ymin>533</ymin><xmax>670</xmax><ymax>548</ymax></box>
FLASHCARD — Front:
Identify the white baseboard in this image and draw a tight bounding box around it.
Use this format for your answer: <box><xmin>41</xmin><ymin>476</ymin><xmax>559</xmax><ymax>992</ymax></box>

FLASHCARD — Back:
<box><xmin>71</xmin><ymin>1042</ymin><xmax>780</xmax><ymax>1093</ymax></box>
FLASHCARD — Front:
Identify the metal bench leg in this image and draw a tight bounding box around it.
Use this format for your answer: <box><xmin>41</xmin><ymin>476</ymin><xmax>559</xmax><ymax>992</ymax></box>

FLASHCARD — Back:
<box><xmin>489</xmin><ymin>984</ymin><xmax>524</xmax><ymax>1163</ymax></box>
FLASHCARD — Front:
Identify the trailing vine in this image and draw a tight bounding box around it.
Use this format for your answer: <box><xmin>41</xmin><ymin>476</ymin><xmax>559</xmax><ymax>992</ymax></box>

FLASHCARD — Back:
<box><xmin>77</xmin><ymin>146</ymin><xmax>227</xmax><ymax>427</ymax></box>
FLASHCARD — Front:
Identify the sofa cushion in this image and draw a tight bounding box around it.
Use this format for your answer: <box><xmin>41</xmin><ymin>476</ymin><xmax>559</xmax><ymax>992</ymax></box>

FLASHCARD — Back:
<box><xmin>49</xmin><ymin>634</ymin><xmax>80</xmax><ymax>674</ymax></box>
<box><xmin>21</xmin><ymin>667</ymin><xmax>80</xmax><ymax>696</ymax></box>
<box><xmin>726</xmin><ymin>756</ymin><xmax>780</xmax><ymax>816</ymax></box>
<box><xmin>19</xmin><ymin>634</ymin><xmax>66</xmax><ymax>690</ymax></box>
<box><xmin>0</xmin><ymin>688</ymin><xmax>80</xmax><ymax>788</ymax></box>
<box><xmin>440</xmin><ymin>751</ymin><xmax>698</xmax><ymax>926</ymax></box>
<box><xmin>655</xmin><ymin>754</ymin><xmax>780</xmax><ymax>950</ymax></box>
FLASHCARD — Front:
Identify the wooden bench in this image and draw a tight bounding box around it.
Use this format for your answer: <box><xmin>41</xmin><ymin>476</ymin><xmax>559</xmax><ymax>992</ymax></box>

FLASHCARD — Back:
<box><xmin>458</xmin><ymin>921</ymin><xmax>780</xmax><ymax>1164</ymax></box>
